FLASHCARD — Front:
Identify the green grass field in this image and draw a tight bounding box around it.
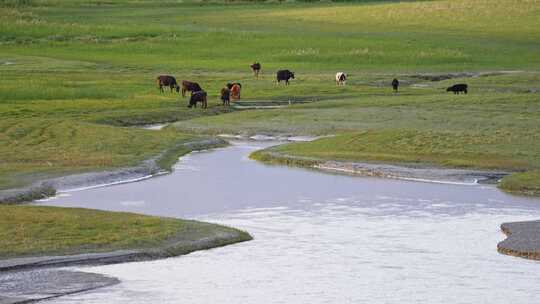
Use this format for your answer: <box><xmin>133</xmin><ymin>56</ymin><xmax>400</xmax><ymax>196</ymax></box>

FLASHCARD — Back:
<box><xmin>0</xmin><ymin>205</ymin><xmax>250</xmax><ymax>258</ymax></box>
<box><xmin>0</xmin><ymin>0</ymin><xmax>539</xmax><ymax>256</ymax></box>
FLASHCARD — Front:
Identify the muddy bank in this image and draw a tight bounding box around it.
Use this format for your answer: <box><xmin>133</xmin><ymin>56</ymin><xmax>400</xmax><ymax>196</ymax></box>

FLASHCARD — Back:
<box><xmin>498</xmin><ymin>220</ymin><xmax>540</xmax><ymax>261</ymax></box>
<box><xmin>0</xmin><ymin>224</ymin><xmax>252</xmax><ymax>303</ymax></box>
<box><xmin>251</xmin><ymin>150</ymin><xmax>508</xmax><ymax>185</ymax></box>
<box><xmin>0</xmin><ymin>269</ymin><xmax>119</xmax><ymax>304</ymax></box>
<box><xmin>0</xmin><ymin>226</ymin><xmax>251</xmax><ymax>272</ymax></box>
<box><xmin>407</xmin><ymin>71</ymin><xmax>519</xmax><ymax>82</ymax></box>
<box><xmin>0</xmin><ymin>137</ymin><xmax>226</xmax><ymax>204</ymax></box>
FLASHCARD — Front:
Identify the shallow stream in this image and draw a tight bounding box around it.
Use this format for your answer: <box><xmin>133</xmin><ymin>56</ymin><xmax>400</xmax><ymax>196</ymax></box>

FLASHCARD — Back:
<box><xmin>40</xmin><ymin>141</ymin><xmax>540</xmax><ymax>303</ymax></box>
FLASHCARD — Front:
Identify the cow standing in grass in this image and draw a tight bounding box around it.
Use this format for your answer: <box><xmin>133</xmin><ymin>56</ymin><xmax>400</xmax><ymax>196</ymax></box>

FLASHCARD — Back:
<box><xmin>181</xmin><ymin>80</ymin><xmax>202</xmax><ymax>97</ymax></box>
<box><xmin>220</xmin><ymin>87</ymin><xmax>230</xmax><ymax>106</ymax></box>
<box><xmin>277</xmin><ymin>70</ymin><xmax>295</xmax><ymax>85</ymax></box>
<box><xmin>336</xmin><ymin>72</ymin><xmax>347</xmax><ymax>85</ymax></box>
<box><xmin>392</xmin><ymin>78</ymin><xmax>399</xmax><ymax>92</ymax></box>
<box><xmin>157</xmin><ymin>75</ymin><xmax>179</xmax><ymax>93</ymax></box>
<box><xmin>447</xmin><ymin>84</ymin><xmax>468</xmax><ymax>94</ymax></box>
<box><xmin>230</xmin><ymin>83</ymin><xmax>241</xmax><ymax>100</ymax></box>
<box><xmin>250</xmin><ymin>62</ymin><xmax>261</xmax><ymax>78</ymax></box>
<box><xmin>188</xmin><ymin>90</ymin><xmax>207</xmax><ymax>109</ymax></box>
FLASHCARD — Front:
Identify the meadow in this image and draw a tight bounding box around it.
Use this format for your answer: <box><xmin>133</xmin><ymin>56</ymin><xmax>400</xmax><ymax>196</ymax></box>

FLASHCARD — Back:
<box><xmin>0</xmin><ymin>0</ymin><xmax>539</xmax><ymax>255</ymax></box>
<box><xmin>0</xmin><ymin>205</ymin><xmax>251</xmax><ymax>258</ymax></box>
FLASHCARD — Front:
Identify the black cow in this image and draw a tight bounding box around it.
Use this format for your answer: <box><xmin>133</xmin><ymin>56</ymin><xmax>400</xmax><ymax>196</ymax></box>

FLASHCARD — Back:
<box><xmin>277</xmin><ymin>70</ymin><xmax>295</xmax><ymax>85</ymax></box>
<box><xmin>220</xmin><ymin>87</ymin><xmax>230</xmax><ymax>106</ymax></box>
<box><xmin>250</xmin><ymin>62</ymin><xmax>261</xmax><ymax>78</ymax></box>
<box><xmin>181</xmin><ymin>80</ymin><xmax>203</xmax><ymax>97</ymax></box>
<box><xmin>157</xmin><ymin>75</ymin><xmax>179</xmax><ymax>93</ymax></box>
<box><xmin>188</xmin><ymin>90</ymin><xmax>207</xmax><ymax>109</ymax></box>
<box><xmin>392</xmin><ymin>78</ymin><xmax>399</xmax><ymax>92</ymax></box>
<box><xmin>447</xmin><ymin>84</ymin><xmax>468</xmax><ymax>94</ymax></box>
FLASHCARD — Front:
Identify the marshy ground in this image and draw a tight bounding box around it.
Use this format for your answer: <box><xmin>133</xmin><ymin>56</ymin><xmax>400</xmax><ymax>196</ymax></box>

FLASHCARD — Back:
<box><xmin>0</xmin><ymin>0</ymin><xmax>539</xmax><ymax>263</ymax></box>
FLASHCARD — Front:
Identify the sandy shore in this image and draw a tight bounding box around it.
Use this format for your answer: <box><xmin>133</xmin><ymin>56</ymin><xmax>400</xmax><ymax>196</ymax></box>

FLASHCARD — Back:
<box><xmin>0</xmin><ymin>269</ymin><xmax>119</xmax><ymax>304</ymax></box>
<box><xmin>498</xmin><ymin>220</ymin><xmax>540</xmax><ymax>261</ymax></box>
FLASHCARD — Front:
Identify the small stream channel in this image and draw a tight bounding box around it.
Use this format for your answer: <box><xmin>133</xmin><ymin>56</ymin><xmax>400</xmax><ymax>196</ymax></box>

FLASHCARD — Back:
<box><xmin>39</xmin><ymin>141</ymin><xmax>540</xmax><ymax>303</ymax></box>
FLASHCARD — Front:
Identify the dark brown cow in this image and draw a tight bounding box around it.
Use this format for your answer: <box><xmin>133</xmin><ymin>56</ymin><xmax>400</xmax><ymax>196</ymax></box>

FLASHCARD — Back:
<box><xmin>250</xmin><ymin>62</ymin><xmax>261</xmax><ymax>78</ymax></box>
<box><xmin>188</xmin><ymin>90</ymin><xmax>207</xmax><ymax>109</ymax></box>
<box><xmin>220</xmin><ymin>87</ymin><xmax>230</xmax><ymax>106</ymax></box>
<box><xmin>157</xmin><ymin>75</ymin><xmax>179</xmax><ymax>93</ymax></box>
<box><xmin>181</xmin><ymin>80</ymin><xmax>203</xmax><ymax>97</ymax></box>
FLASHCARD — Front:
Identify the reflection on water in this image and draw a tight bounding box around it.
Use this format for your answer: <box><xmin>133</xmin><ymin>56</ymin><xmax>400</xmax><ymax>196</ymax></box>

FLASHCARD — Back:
<box><xmin>41</xmin><ymin>141</ymin><xmax>540</xmax><ymax>303</ymax></box>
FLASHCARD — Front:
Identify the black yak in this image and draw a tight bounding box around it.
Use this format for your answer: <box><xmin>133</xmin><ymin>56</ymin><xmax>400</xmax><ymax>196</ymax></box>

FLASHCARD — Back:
<box><xmin>447</xmin><ymin>84</ymin><xmax>468</xmax><ymax>94</ymax></box>
<box><xmin>277</xmin><ymin>70</ymin><xmax>295</xmax><ymax>85</ymax></box>
<box><xmin>392</xmin><ymin>78</ymin><xmax>399</xmax><ymax>92</ymax></box>
<box><xmin>188</xmin><ymin>90</ymin><xmax>207</xmax><ymax>109</ymax></box>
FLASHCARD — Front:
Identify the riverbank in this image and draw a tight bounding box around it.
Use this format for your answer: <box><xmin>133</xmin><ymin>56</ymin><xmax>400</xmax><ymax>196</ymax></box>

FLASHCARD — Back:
<box><xmin>250</xmin><ymin>148</ymin><xmax>508</xmax><ymax>186</ymax></box>
<box><xmin>0</xmin><ymin>205</ymin><xmax>251</xmax><ymax>304</ymax></box>
<box><xmin>0</xmin><ymin>137</ymin><xmax>226</xmax><ymax>204</ymax></box>
<box><xmin>245</xmin><ymin>132</ymin><xmax>539</xmax><ymax>195</ymax></box>
<box><xmin>0</xmin><ymin>205</ymin><xmax>251</xmax><ymax>261</ymax></box>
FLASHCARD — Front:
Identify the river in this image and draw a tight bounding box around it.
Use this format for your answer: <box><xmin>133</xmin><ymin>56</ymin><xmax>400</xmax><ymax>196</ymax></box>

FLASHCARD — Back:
<box><xmin>39</xmin><ymin>141</ymin><xmax>540</xmax><ymax>303</ymax></box>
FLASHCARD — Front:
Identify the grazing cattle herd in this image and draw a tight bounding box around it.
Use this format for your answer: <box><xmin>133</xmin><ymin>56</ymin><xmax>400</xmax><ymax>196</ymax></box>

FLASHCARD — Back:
<box><xmin>158</xmin><ymin>62</ymin><xmax>469</xmax><ymax>108</ymax></box>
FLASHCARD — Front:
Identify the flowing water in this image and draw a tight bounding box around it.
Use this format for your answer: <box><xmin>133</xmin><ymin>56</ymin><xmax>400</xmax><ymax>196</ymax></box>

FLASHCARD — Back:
<box><xmin>40</xmin><ymin>141</ymin><xmax>540</xmax><ymax>303</ymax></box>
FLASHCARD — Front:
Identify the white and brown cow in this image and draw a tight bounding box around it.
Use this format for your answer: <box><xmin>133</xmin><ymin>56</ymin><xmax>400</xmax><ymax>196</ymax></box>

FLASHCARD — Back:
<box><xmin>335</xmin><ymin>72</ymin><xmax>347</xmax><ymax>85</ymax></box>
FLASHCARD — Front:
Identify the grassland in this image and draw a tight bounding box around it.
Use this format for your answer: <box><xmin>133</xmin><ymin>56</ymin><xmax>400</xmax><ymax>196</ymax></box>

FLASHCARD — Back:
<box><xmin>0</xmin><ymin>0</ymin><xmax>539</xmax><ymax>258</ymax></box>
<box><xmin>0</xmin><ymin>205</ymin><xmax>251</xmax><ymax>258</ymax></box>
<box><xmin>1</xmin><ymin>0</ymin><xmax>539</xmax><ymax>190</ymax></box>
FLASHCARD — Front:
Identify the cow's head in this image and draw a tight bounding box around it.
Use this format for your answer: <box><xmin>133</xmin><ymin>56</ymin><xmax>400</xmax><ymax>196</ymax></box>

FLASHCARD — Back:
<box><xmin>290</xmin><ymin>72</ymin><xmax>295</xmax><ymax>79</ymax></box>
<box><xmin>446</xmin><ymin>87</ymin><xmax>452</xmax><ymax>91</ymax></box>
<box><xmin>175</xmin><ymin>85</ymin><xmax>180</xmax><ymax>93</ymax></box>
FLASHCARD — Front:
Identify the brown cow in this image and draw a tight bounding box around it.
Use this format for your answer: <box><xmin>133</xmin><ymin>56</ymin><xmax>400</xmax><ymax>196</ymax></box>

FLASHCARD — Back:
<box><xmin>181</xmin><ymin>80</ymin><xmax>203</xmax><ymax>97</ymax></box>
<box><xmin>157</xmin><ymin>75</ymin><xmax>179</xmax><ymax>93</ymax></box>
<box><xmin>220</xmin><ymin>87</ymin><xmax>231</xmax><ymax>106</ymax></box>
<box><xmin>230</xmin><ymin>83</ymin><xmax>241</xmax><ymax>100</ymax></box>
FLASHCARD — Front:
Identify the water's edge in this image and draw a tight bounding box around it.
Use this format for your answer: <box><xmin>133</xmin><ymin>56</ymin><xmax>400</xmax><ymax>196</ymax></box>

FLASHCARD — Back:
<box><xmin>0</xmin><ymin>138</ymin><xmax>226</xmax><ymax>204</ymax></box>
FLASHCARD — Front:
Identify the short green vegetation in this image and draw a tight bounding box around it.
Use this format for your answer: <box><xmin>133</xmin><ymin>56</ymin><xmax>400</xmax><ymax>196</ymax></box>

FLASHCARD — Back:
<box><xmin>1</xmin><ymin>0</ymin><xmax>539</xmax><ymax>259</ymax></box>
<box><xmin>0</xmin><ymin>205</ymin><xmax>251</xmax><ymax>258</ymax></box>
<box><xmin>499</xmin><ymin>171</ymin><xmax>540</xmax><ymax>196</ymax></box>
